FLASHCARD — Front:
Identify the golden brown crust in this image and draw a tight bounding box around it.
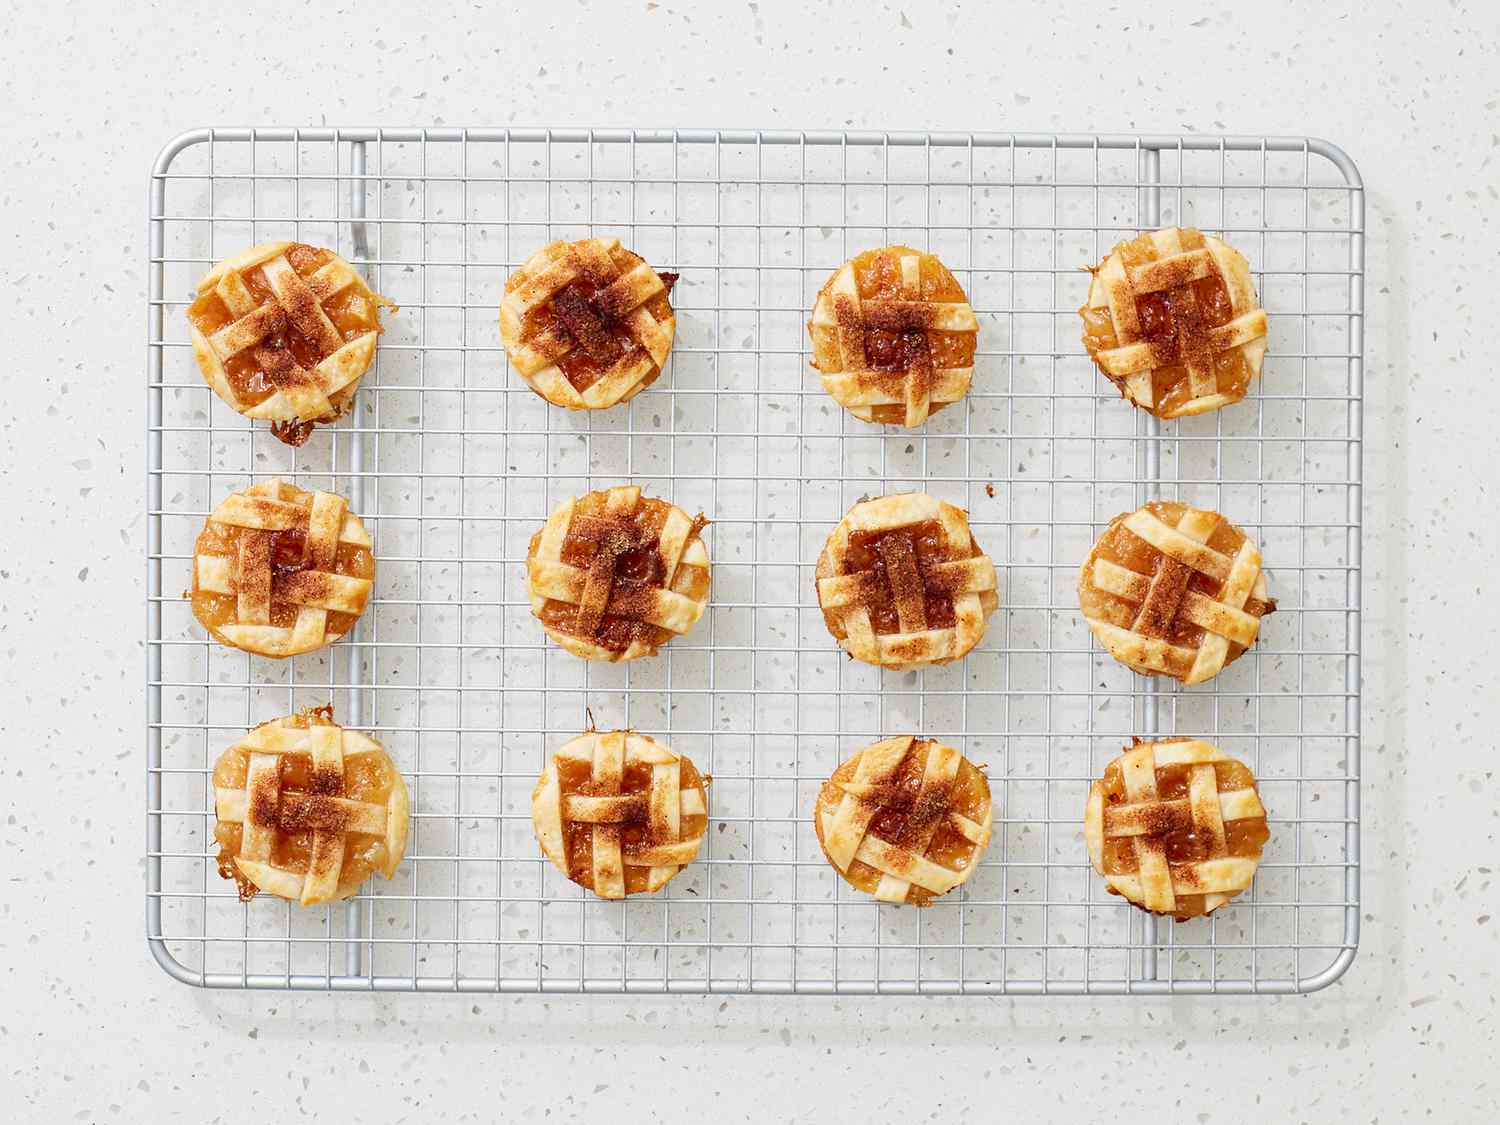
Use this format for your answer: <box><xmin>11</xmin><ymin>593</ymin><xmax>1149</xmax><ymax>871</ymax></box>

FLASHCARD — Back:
<box><xmin>186</xmin><ymin>242</ymin><xmax>391</xmax><ymax>442</ymax></box>
<box><xmin>531</xmin><ymin>730</ymin><xmax>708</xmax><ymax>899</ymax></box>
<box><xmin>808</xmin><ymin>245</ymin><xmax>978</xmax><ymax>427</ymax></box>
<box><xmin>813</xmin><ymin>736</ymin><xmax>992</xmax><ymax>906</ymax></box>
<box><xmin>815</xmin><ymin>492</ymin><xmax>998</xmax><ymax>669</ymax></box>
<box><xmin>1084</xmin><ymin>738</ymin><xmax>1268</xmax><ymax>919</ymax></box>
<box><xmin>526</xmin><ymin>486</ymin><xmax>710</xmax><ymax>662</ymax></box>
<box><xmin>190</xmin><ymin>478</ymin><xmax>375</xmax><ymax>659</ymax></box>
<box><xmin>1078</xmin><ymin>500</ymin><xmax>1272</xmax><ymax>685</ymax></box>
<box><xmin>211</xmin><ymin>710</ymin><xmax>409</xmax><ymax>906</ymax></box>
<box><xmin>500</xmin><ymin>238</ymin><xmax>676</xmax><ymax>410</ymax></box>
<box><xmin>1079</xmin><ymin>227</ymin><xmax>1267</xmax><ymax>419</ymax></box>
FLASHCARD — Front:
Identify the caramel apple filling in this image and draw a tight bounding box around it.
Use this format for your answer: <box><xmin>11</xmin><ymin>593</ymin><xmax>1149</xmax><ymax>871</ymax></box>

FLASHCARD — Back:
<box><xmin>844</xmin><ymin>246</ymin><xmax>976</xmax><ymax>425</ymax></box>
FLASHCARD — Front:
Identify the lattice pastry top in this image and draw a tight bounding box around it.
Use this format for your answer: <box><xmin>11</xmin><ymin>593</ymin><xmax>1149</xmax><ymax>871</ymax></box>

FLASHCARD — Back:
<box><xmin>212</xmin><ymin>707</ymin><xmax>409</xmax><ymax>906</ymax></box>
<box><xmin>1085</xmin><ymin>738</ymin><xmax>1268</xmax><ymax>920</ymax></box>
<box><xmin>532</xmin><ymin>729</ymin><xmax>708</xmax><ymax>899</ymax></box>
<box><xmin>191</xmin><ymin>478</ymin><xmax>375</xmax><ymax>658</ymax></box>
<box><xmin>500</xmin><ymin>238</ymin><xmax>677</xmax><ymax>410</ymax></box>
<box><xmin>816</xmin><ymin>492</ymin><xmax>998</xmax><ymax>669</ymax></box>
<box><xmin>1079</xmin><ymin>226</ymin><xmax>1267</xmax><ymax>419</ymax></box>
<box><xmin>187</xmin><ymin>242</ymin><xmax>392</xmax><ymax>445</ymax></box>
<box><xmin>527</xmin><ymin>485</ymin><xmax>710</xmax><ymax>662</ymax></box>
<box><xmin>809</xmin><ymin>245</ymin><xmax>978</xmax><ymax>427</ymax></box>
<box><xmin>814</xmin><ymin>735</ymin><xmax>993</xmax><ymax>906</ymax></box>
<box><xmin>1078</xmin><ymin>500</ymin><xmax>1273</xmax><ymax>685</ymax></box>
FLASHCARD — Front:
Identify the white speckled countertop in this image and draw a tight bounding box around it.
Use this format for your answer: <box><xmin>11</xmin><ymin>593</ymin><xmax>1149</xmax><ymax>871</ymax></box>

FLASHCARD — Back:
<box><xmin>3</xmin><ymin>0</ymin><xmax>1493</xmax><ymax>1119</ymax></box>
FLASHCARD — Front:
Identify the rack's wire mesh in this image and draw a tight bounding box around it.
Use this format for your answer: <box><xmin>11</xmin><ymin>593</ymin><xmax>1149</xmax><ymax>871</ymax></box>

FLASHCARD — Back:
<box><xmin>146</xmin><ymin>128</ymin><xmax>1362</xmax><ymax>994</ymax></box>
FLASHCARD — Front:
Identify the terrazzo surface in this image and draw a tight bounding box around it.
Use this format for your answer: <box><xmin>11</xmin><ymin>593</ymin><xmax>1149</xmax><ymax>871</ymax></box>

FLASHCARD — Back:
<box><xmin>1</xmin><ymin>0</ymin><xmax>1494</xmax><ymax>1119</ymax></box>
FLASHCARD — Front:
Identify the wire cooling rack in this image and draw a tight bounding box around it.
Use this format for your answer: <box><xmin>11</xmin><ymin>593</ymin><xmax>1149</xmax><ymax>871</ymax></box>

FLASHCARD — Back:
<box><xmin>146</xmin><ymin>128</ymin><xmax>1363</xmax><ymax>994</ymax></box>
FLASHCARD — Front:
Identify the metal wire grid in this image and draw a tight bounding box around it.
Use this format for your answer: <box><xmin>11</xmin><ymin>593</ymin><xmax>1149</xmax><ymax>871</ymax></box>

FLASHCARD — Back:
<box><xmin>146</xmin><ymin>128</ymin><xmax>1362</xmax><ymax>994</ymax></box>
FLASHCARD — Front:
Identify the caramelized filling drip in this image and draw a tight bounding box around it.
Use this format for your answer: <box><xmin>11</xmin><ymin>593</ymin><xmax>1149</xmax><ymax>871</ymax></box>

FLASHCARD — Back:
<box><xmin>270</xmin><ymin>418</ymin><xmax>317</xmax><ymax>447</ymax></box>
<box><xmin>213</xmin><ymin>708</ymin><xmax>399</xmax><ymax>901</ymax></box>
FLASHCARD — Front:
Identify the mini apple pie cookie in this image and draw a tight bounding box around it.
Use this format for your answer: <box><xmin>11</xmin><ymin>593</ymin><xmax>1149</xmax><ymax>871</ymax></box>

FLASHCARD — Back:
<box><xmin>500</xmin><ymin>238</ymin><xmax>677</xmax><ymax>410</ymax></box>
<box><xmin>814</xmin><ymin>735</ymin><xmax>992</xmax><ymax>906</ymax></box>
<box><xmin>212</xmin><ymin>707</ymin><xmax>409</xmax><ymax>905</ymax></box>
<box><xmin>1085</xmin><ymin>738</ymin><xmax>1269</xmax><ymax>920</ymax></box>
<box><xmin>816</xmin><ymin>492</ymin><xmax>998</xmax><ymax>669</ymax></box>
<box><xmin>1078</xmin><ymin>500</ymin><xmax>1273</xmax><ymax>685</ymax></box>
<box><xmin>1079</xmin><ymin>226</ymin><xmax>1267</xmax><ymax>419</ymax></box>
<box><xmin>527</xmin><ymin>486</ymin><xmax>710</xmax><ymax>662</ymax></box>
<box><xmin>532</xmin><ymin>729</ymin><xmax>708</xmax><ymax>899</ymax></box>
<box><xmin>191</xmin><ymin>478</ymin><xmax>375</xmax><ymax>658</ymax></box>
<box><xmin>809</xmin><ymin>245</ymin><xmax>978</xmax><ymax>426</ymax></box>
<box><xmin>187</xmin><ymin>242</ymin><xmax>392</xmax><ymax>445</ymax></box>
